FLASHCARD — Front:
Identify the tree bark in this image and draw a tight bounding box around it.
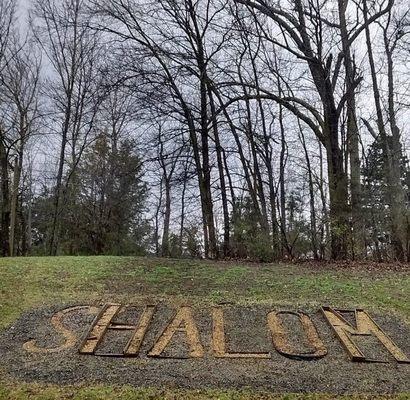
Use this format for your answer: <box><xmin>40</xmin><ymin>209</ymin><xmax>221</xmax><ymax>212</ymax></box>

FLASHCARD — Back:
<box><xmin>0</xmin><ymin>133</ymin><xmax>10</xmax><ymax>256</ymax></box>
<box><xmin>9</xmin><ymin>150</ymin><xmax>22</xmax><ymax>256</ymax></box>
<box><xmin>208</xmin><ymin>87</ymin><xmax>230</xmax><ymax>257</ymax></box>
<box><xmin>338</xmin><ymin>0</ymin><xmax>363</xmax><ymax>258</ymax></box>
<box><xmin>161</xmin><ymin>176</ymin><xmax>171</xmax><ymax>257</ymax></box>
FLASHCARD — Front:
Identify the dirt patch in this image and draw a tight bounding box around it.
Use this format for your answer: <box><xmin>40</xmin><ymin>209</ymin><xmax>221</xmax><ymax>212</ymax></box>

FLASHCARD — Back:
<box><xmin>0</xmin><ymin>304</ymin><xmax>409</xmax><ymax>394</ymax></box>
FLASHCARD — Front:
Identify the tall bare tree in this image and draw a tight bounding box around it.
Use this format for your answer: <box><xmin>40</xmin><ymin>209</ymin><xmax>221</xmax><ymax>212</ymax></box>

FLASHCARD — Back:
<box><xmin>0</xmin><ymin>0</ymin><xmax>17</xmax><ymax>256</ymax></box>
<box><xmin>33</xmin><ymin>0</ymin><xmax>103</xmax><ymax>255</ymax></box>
<box><xmin>0</xmin><ymin>40</ymin><xmax>41</xmax><ymax>256</ymax></box>
<box><xmin>362</xmin><ymin>0</ymin><xmax>409</xmax><ymax>260</ymax></box>
<box><xmin>231</xmin><ymin>0</ymin><xmax>393</xmax><ymax>259</ymax></box>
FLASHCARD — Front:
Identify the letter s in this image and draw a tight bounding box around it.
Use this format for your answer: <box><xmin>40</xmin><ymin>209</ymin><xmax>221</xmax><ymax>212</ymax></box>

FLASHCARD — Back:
<box><xmin>23</xmin><ymin>305</ymin><xmax>99</xmax><ymax>354</ymax></box>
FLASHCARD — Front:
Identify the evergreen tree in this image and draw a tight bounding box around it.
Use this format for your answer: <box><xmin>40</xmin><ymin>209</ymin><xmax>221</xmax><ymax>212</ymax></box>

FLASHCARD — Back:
<box><xmin>362</xmin><ymin>137</ymin><xmax>410</xmax><ymax>260</ymax></box>
<box><xmin>31</xmin><ymin>133</ymin><xmax>150</xmax><ymax>255</ymax></box>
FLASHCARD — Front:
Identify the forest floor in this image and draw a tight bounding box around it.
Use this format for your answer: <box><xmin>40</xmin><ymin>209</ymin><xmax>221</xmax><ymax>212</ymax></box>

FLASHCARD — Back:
<box><xmin>0</xmin><ymin>256</ymin><xmax>409</xmax><ymax>399</ymax></box>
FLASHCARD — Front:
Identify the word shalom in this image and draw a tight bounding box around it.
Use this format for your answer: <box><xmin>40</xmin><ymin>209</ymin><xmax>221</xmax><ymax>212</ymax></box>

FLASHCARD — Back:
<box><xmin>23</xmin><ymin>304</ymin><xmax>410</xmax><ymax>364</ymax></box>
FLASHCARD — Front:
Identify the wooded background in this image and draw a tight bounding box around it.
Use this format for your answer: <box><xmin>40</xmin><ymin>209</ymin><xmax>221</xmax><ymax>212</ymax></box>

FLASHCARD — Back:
<box><xmin>0</xmin><ymin>0</ymin><xmax>409</xmax><ymax>261</ymax></box>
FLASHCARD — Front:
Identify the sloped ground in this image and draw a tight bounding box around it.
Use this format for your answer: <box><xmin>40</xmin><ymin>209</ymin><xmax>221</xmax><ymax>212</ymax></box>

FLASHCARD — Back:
<box><xmin>0</xmin><ymin>256</ymin><xmax>409</xmax><ymax>399</ymax></box>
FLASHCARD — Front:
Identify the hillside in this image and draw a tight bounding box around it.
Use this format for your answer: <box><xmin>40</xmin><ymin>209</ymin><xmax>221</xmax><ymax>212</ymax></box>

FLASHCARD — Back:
<box><xmin>0</xmin><ymin>257</ymin><xmax>409</xmax><ymax>399</ymax></box>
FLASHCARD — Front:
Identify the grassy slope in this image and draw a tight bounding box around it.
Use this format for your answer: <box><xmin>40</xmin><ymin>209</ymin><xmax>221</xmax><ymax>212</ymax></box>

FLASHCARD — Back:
<box><xmin>1</xmin><ymin>384</ymin><xmax>409</xmax><ymax>400</ymax></box>
<box><xmin>0</xmin><ymin>256</ymin><xmax>409</xmax><ymax>399</ymax></box>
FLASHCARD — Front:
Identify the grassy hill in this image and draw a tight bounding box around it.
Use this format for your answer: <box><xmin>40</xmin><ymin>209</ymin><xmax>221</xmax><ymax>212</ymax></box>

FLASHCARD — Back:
<box><xmin>0</xmin><ymin>256</ymin><xmax>409</xmax><ymax>399</ymax></box>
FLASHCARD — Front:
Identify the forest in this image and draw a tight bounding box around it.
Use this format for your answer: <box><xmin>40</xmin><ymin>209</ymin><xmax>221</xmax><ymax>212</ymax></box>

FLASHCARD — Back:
<box><xmin>0</xmin><ymin>0</ymin><xmax>409</xmax><ymax>261</ymax></box>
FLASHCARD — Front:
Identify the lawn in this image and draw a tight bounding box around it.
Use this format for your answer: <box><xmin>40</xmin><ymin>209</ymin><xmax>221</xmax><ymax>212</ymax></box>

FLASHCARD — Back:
<box><xmin>0</xmin><ymin>256</ymin><xmax>409</xmax><ymax>399</ymax></box>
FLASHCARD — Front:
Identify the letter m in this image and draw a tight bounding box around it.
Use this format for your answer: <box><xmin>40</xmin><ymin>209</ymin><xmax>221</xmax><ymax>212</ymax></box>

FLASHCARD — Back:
<box><xmin>322</xmin><ymin>307</ymin><xmax>409</xmax><ymax>363</ymax></box>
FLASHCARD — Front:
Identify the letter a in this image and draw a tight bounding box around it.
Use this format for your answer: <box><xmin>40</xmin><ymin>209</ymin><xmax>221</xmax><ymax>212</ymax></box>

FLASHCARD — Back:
<box><xmin>148</xmin><ymin>306</ymin><xmax>204</xmax><ymax>358</ymax></box>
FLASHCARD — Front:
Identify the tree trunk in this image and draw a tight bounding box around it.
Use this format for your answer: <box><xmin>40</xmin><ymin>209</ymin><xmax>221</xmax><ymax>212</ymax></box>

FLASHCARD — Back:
<box><xmin>299</xmin><ymin>124</ymin><xmax>319</xmax><ymax>260</ymax></box>
<box><xmin>179</xmin><ymin>160</ymin><xmax>189</xmax><ymax>257</ymax></box>
<box><xmin>154</xmin><ymin>179</ymin><xmax>163</xmax><ymax>257</ymax></box>
<box><xmin>384</xmin><ymin>22</ymin><xmax>408</xmax><ymax>261</ymax></box>
<box><xmin>49</xmin><ymin>114</ymin><xmax>69</xmax><ymax>256</ymax></box>
<box><xmin>9</xmin><ymin>151</ymin><xmax>22</xmax><ymax>256</ymax></box>
<box><xmin>0</xmin><ymin>135</ymin><xmax>10</xmax><ymax>256</ymax></box>
<box><xmin>338</xmin><ymin>0</ymin><xmax>363</xmax><ymax>258</ymax></box>
<box><xmin>278</xmin><ymin>104</ymin><xmax>288</xmax><ymax>256</ymax></box>
<box><xmin>161</xmin><ymin>177</ymin><xmax>171</xmax><ymax>257</ymax></box>
<box><xmin>208</xmin><ymin>87</ymin><xmax>230</xmax><ymax>257</ymax></box>
<box><xmin>325</xmin><ymin>114</ymin><xmax>349</xmax><ymax>260</ymax></box>
<box><xmin>318</xmin><ymin>142</ymin><xmax>329</xmax><ymax>259</ymax></box>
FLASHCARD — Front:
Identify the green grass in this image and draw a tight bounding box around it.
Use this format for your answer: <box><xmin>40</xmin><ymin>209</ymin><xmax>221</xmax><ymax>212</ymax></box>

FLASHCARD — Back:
<box><xmin>0</xmin><ymin>382</ymin><xmax>408</xmax><ymax>400</ymax></box>
<box><xmin>0</xmin><ymin>256</ymin><xmax>409</xmax><ymax>329</ymax></box>
<box><xmin>0</xmin><ymin>256</ymin><xmax>409</xmax><ymax>399</ymax></box>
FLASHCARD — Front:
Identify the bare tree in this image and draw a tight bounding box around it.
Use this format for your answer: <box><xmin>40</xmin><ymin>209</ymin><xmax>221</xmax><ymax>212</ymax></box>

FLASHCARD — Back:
<box><xmin>90</xmin><ymin>0</ymin><xmax>234</xmax><ymax>258</ymax></box>
<box><xmin>0</xmin><ymin>0</ymin><xmax>17</xmax><ymax>256</ymax></box>
<box><xmin>230</xmin><ymin>0</ymin><xmax>393</xmax><ymax>259</ymax></box>
<box><xmin>0</xmin><ymin>40</ymin><xmax>41</xmax><ymax>256</ymax></box>
<box><xmin>362</xmin><ymin>0</ymin><xmax>409</xmax><ymax>260</ymax></box>
<box><xmin>33</xmin><ymin>0</ymin><xmax>103</xmax><ymax>255</ymax></box>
